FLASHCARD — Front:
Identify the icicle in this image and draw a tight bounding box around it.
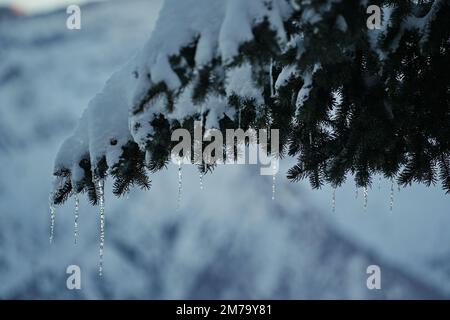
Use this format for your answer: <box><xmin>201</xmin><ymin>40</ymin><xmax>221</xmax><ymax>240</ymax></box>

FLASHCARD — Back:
<box><xmin>200</xmin><ymin>163</ymin><xmax>208</xmax><ymax>190</ymax></box>
<box><xmin>272</xmin><ymin>173</ymin><xmax>276</xmax><ymax>201</ymax></box>
<box><xmin>49</xmin><ymin>193</ymin><xmax>56</xmax><ymax>244</ymax></box>
<box><xmin>271</xmin><ymin>161</ymin><xmax>277</xmax><ymax>201</ymax></box>
<box><xmin>238</xmin><ymin>106</ymin><xmax>242</xmax><ymax>129</ymax></box>
<box><xmin>397</xmin><ymin>183</ymin><xmax>401</xmax><ymax>193</ymax></box>
<box><xmin>177</xmin><ymin>162</ymin><xmax>183</xmax><ymax>211</ymax></box>
<box><xmin>97</xmin><ymin>178</ymin><xmax>105</xmax><ymax>277</ymax></box>
<box><xmin>199</xmin><ymin>106</ymin><xmax>205</xmax><ymax>192</ymax></box>
<box><xmin>199</xmin><ymin>163</ymin><xmax>205</xmax><ymax>190</ymax></box>
<box><xmin>74</xmin><ymin>194</ymin><xmax>79</xmax><ymax>244</ymax></box>
<box><xmin>363</xmin><ymin>186</ymin><xmax>368</xmax><ymax>211</ymax></box>
<box><xmin>269</xmin><ymin>58</ymin><xmax>274</xmax><ymax>97</ymax></box>
<box><xmin>389</xmin><ymin>179</ymin><xmax>394</xmax><ymax>212</ymax></box>
<box><xmin>355</xmin><ymin>186</ymin><xmax>358</xmax><ymax>199</ymax></box>
<box><xmin>199</xmin><ymin>170</ymin><xmax>204</xmax><ymax>190</ymax></box>
<box><xmin>332</xmin><ymin>188</ymin><xmax>336</xmax><ymax>213</ymax></box>
<box><xmin>378</xmin><ymin>176</ymin><xmax>382</xmax><ymax>190</ymax></box>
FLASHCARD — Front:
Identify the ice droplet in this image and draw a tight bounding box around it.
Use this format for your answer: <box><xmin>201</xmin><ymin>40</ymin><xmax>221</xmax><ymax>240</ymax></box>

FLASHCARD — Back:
<box><xmin>74</xmin><ymin>194</ymin><xmax>79</xmax><ymax>244</ymax></box>
<box><xmin>389</xmin><ymin>180</ymin><xmax>394</xmax><ymax>212</ymax></box>
<box><xmin>97</xmin><ymin>179</ymin><xmax>105</xmax><ymax>276</ymax></box>
<box><xmin>49</xmin><ymin>193</ymin><xmax>56</xmax><ymax>244</ymax></box>
<box><xmin>177</xmin><ymin>162</ymin><xmax>183</xmax><ymax>211</ymax></box>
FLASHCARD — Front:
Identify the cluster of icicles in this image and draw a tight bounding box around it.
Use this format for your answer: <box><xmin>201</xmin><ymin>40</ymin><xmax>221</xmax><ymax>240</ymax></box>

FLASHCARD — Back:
<box><xmin>333</xmin><ymin>178</ymin><xmax>400</xmax><ymax>213</ymax></box>
<box><xmin>49</xmin><ymin>177</ymin><xmax>106</xmax><ymax>276</ymax></box>
<box><xmin>48</xmin><ymin>168</ymin><xmax>279</xmax><ymax>276</ymax></box>
<box><xmin>49</xmin><ymin>168</ymin><xmax>401</xmax><ymax>275</ymax></box>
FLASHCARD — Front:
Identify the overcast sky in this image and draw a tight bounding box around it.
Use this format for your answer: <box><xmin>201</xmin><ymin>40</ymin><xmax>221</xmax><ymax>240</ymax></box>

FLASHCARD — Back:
<box><xmin>0</xmin><ymin>0</ymin><xmax>103</xmax><ymax>14</ymax></box>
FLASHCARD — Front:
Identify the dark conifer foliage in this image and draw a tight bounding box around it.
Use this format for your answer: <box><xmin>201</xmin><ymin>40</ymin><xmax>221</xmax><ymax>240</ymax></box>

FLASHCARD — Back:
<box><xmin>53</xmin><ymin>0</ymin><xmax>450</xmax><ymax>205</ymax></box>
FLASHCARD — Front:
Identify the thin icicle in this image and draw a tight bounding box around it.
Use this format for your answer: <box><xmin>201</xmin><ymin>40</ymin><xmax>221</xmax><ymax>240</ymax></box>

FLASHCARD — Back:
<box><xmin>199</xmin><ymin>107</ymin><xmax>205</xmax><ymax>191</ymax></box>
<box><xmin>271</xmin><ymin>160</ymin><xmax>277</xmax><ymax>201</ymax></box>
<box><xmin>355</xmin><ymin>186</ymin><xmax>358</xmax><ymax>199</ymax></box>
<box><xmin>332</xmin><ymin>188</ymin><xmax>336</xmax><ymax>213</ymax></box>
<box><xmin>238</xmin><ymin>106</ymin><xmax>242</xmax><ymax>129</ymax></box>
<box><xmin>271</xmin><ymin>175</ymin><xmax>276</xmax><ymax>201</ymax></box>
<box><xmin>269</xmin><ymin>58</ymin><xmax>274</xmax><ymax>97</ymax></box>
<box><xmin>389</xmin><ymin>179</ymin><xmax>394</xmax><ymax>212</ymax></box>
<box><xmin>74</xmin><ymin>194</ymin><xmax>79</xmax><ymax>244</ymax></box>
<box><xmin>272</xmin><ymin>173</ymin><xmax>276</xmax><ymax>201</ymax></box>
<box><xmin>378</xmin><ymin>176</ymin><xmax>382</xmax><ymax>190</ymax></box>
<box><xmin>97</xmin><ymin>178</ymin><xmax>105</xmax><ymax>277</ymax></box>
<box><xmin>49</xmin><ymin>193</ymin><xmax>56</xmax><ymax>244</ymax></box>
<box><xmin>363</xmin><ymin>186</ymin><xmax>368</xmax><ymax>211</ymax></box>
<box><xmin>177</xmin><ymin>162</ymin><xmax>183</xmax><ymax>211</ymax></box>
<box><xmin>201</xmin><ymin>162</ymin><xmax>207</xmax><ymax>190</ymax></box>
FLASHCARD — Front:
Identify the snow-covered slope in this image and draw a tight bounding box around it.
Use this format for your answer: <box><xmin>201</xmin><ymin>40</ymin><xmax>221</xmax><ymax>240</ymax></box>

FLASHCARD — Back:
<box><xmin>0</xmin><ymin>0</ymin><xmax>449</xmax><ymax>299</ymax></box>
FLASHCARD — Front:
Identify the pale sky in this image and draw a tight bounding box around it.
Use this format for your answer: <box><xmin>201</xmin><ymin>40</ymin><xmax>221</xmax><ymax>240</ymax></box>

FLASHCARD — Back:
<box><xmin>0</xmin><ymin>0</ymin><xmax>104</xmax><ymax>14</ymax></box>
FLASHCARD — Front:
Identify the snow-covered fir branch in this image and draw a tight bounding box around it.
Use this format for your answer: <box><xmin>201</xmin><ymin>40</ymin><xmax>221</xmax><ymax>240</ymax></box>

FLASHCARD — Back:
<box><xmin>52</xmin><ymin>0</ymin><xmax>450</xmax><ymax>205</ymax></box>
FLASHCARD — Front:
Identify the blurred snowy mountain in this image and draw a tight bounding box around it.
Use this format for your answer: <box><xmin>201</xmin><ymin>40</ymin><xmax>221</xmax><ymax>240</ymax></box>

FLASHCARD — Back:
<box><xmin>0</xmin><ymin>6</ymin><xmax>23</xmax><ymax>20</ymax></box>
<box><xmin>0</xmin><ymin>0</ymin><xmax>449</xmax><ymax>299</ymax></box>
